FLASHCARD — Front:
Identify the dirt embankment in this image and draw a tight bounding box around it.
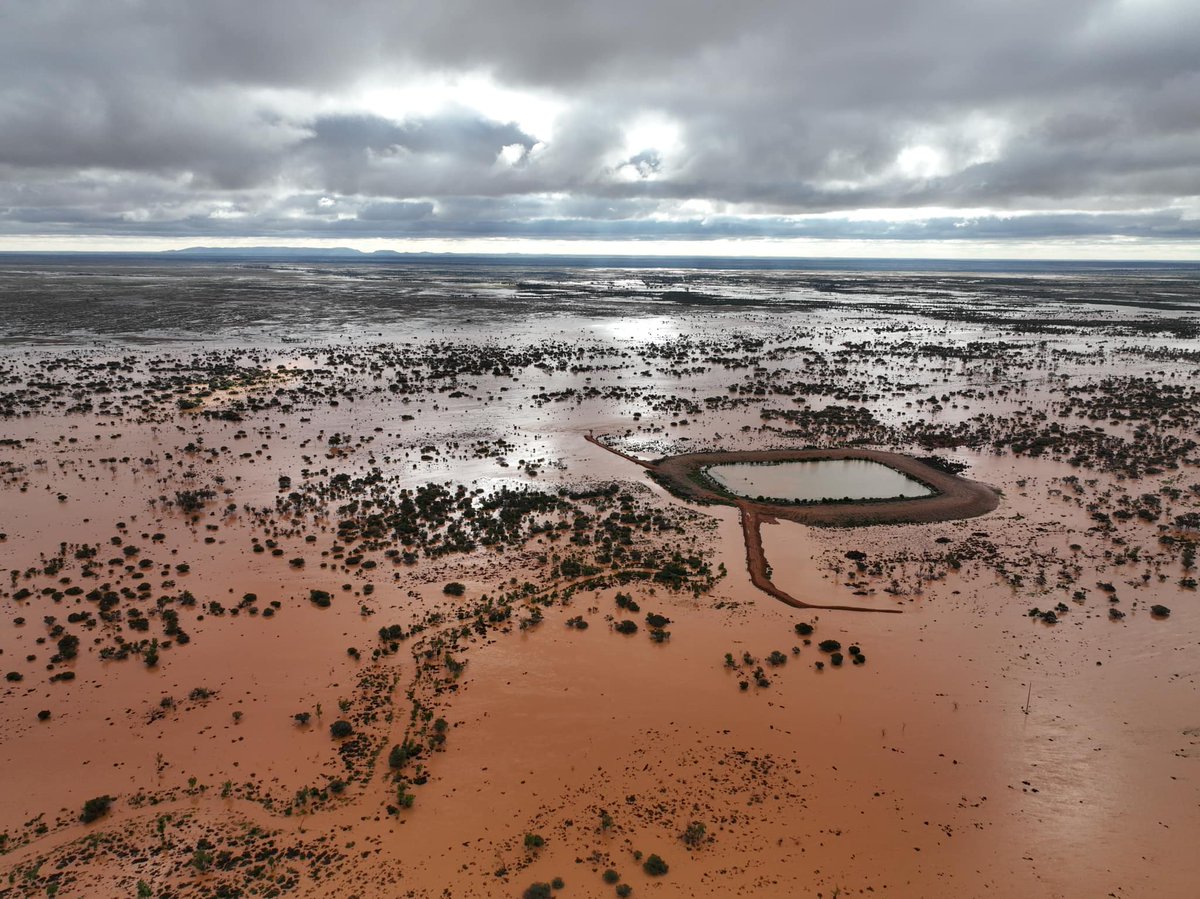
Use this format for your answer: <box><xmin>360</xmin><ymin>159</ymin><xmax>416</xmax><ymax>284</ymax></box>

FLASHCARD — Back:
<box><xmin>647</xmin><ymin>445</ymin><xmax>1000</xmax><ymax>527</ymax></box>
<box><xmin>587</xmin><ymin>435</ymin><xmax>1000</xmax><ymax>613</ymax></box>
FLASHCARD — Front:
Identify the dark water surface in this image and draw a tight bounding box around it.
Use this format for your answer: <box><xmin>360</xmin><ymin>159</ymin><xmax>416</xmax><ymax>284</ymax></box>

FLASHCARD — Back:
<box><xmin>1</xmin><ymin>257</ymin><xmax>1198</xmax><ymax>348</ymax></box>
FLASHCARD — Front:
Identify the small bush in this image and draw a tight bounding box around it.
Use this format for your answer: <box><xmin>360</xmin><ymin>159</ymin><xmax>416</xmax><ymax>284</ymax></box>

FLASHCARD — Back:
<box><xmin>614</xmin><ymin>620</ymin><xmax>638</xmax><ymax>635</ymax></box>
<box><xmin>682</xmin><ymin>820</ymin><xmax>706</xmax><ymax>847</ymax></box>
<box><xmin>602</xmin><ymin>869</ymin><xmax>620</xmax><ymax>884</ymax></box>
<box><xmin>818</xmin><ymin>639</ymin><xmax>841</xmax><ymax>652</ymax></box>
<box><xmin>523</xmin><ymin>883</ymin><xmax>552</xmax><ymax>899</ymax></box>
<box><xmin>443</xmin><ymin>582</ymin><xmax>466</xmax><ymax>597</ymax></box>
<box><xmin>615</xmin><ymin>593</ymin><xmax>640</xmax><ymax>613</ymax></box>
<box><xmin>81</xmin><ymin>795</ymin><xmax>114</xmax><ymax>823</ymax></box>
<box><xmin>330</xmin><ymin>719</ymin><xmax>353</xmax><ymax>738</ymax></box>
<box><xmin>642</xmin><ymin>854</ymin><xmax>668</xmax><ymax>876</ymax></box>
<box><xmin>616</xmin><ymin>885</ymin><xmax>632</xmax><ymax>897</ymax></box>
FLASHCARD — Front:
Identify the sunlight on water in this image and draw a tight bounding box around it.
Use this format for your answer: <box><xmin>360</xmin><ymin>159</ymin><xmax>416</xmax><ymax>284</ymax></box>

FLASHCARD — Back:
<box><xmin>705</xmin><ymin>459</ymin><xmax>934</xmax><ymax>502</ymax></box>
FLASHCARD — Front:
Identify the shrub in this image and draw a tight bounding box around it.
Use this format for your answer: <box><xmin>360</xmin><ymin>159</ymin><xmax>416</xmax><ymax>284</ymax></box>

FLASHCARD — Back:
<box><xmin>174</xmin><ymin>488</ymin><xmax>216</xmax><ymax>512</ymax></box>
<box><xmin>330</xmin><ymin>719</ymin><xmax>353</xmax><ymax>738</ymax></box>
<box><xmin>645</xmin><ymin>613</ymin><xmax>671</xmax><ymax>628</ymax></box>
<box><xmin>523</xmin><ymin>883</ymin><xmax>552</xmax><ymax>899</ymax></box>
<box><xmin>56</xmin><ymin>634</ymin><xmax>80</xmax><ymax>660</ymax></box>
<box><xmin>524</xmin><ymin>833</ymin><xmax>545</xmax><ymax>850</ymax></box>
<box><xmin>309</xmin><ymin>589</ymin><xmax>332</xmax><ymax>608</ymax></box>
<box><xmin>551</xmin><ymin>877</ymin><xmax>565</xmax><ymax>889</ymax></box>
<box><xmin>818</xmin><ymin>639</ymin><xmax>841</xmax><ymax>652</ymax></box>
<box><xmin>642</xmin><ymin>854</ymin><xmax>668</xmax><ymax>876</ymax></box>
<box><xmin>443</xmin><ymin>582</ymin><xmax>466</xmax><ymax>596</ymax></box>
<box><xmin>81</xmin><ymin>795</ymin><xmax>114</xmax><ymax>823</ymax></box>
<box><xmin>616</xmin><ymin>886</ymin><xmax>632</xmax><ymax>898</ymax></box>
<box><xmin>602</xmin><ymin>869</ymin><xmax>620</xmax><ymax>884</ymax></box>
<box><xmin>682</xmin><ymin>820</ymin><xmax>706</xmax><ymax>847</ymax></box>
<box><xmin>614</xmin><ymin>620</ymin><xmax>638</xmax><ymax>635</ymax></box>
<box><xmin>794</xmin><ymin>622</ymin><xmax>814</xmax><ymax>636</ymax></box>
<box><xmin>830</xmin><ymin>652</ymin><xmax>844</xmax><ymax>667</ymax></box>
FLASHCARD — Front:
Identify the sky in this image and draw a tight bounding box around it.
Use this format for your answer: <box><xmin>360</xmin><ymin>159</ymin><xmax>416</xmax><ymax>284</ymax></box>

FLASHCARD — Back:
<box><xmin>1</xmin><ymin>0</ymin><xmax>1198</xmax><ymax>258</ymax></box>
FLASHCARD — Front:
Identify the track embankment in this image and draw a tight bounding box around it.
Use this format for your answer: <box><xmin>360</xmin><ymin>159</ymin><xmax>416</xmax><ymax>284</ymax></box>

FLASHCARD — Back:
<box><xmin>586</xmin><ymin>434</ymin><xmax>1000</xmax><ymax>613</ymax></box>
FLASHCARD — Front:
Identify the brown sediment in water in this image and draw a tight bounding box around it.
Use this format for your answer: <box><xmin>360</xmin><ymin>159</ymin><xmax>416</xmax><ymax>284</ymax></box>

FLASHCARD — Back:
<box><xmin>586</xmin><ymin>434</ymin><xmax>999</xmax><ymax>612</ymax></box>
<box><xmin>3</xmin><ymin>272</ymin><xmax>1199</xmax><ymax>899</ymax></box>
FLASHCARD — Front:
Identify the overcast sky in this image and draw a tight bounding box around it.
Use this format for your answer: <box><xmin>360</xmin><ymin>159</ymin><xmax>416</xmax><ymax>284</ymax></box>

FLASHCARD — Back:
<box><xmin>2</xmin><ymin>0</ymin><xmax>1198</xmax><ymax>256</ymax></box>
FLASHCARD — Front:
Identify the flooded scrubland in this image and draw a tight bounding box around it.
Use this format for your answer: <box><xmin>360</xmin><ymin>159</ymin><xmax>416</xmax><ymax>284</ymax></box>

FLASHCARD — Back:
<box><xmin>1</xmin><ymin>261</ymin><xmax>1199</xmax><ymax>898</ymax></box>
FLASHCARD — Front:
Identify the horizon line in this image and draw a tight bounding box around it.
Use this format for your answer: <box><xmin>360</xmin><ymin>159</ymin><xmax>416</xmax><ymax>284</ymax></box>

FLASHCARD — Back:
<box><xmin>0</xmin><ymin>246</ymin><xmax>1198</xmax><ymax>267</ymax></box>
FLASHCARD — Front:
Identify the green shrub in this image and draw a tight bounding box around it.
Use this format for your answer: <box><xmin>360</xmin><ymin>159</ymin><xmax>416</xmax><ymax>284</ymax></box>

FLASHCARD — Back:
<box><xmin>330</xmin><ymin>719</ymin><xmax>353</xmax><ymax>738</ymax></box>
<box><xmin>602</xmin><ymin>869</ymin><xmax>620</xmax><ymax>884</ymax></box>
<box><xmin>81</xmin><ymin>795</ymin><xmax>114</xmax><ymax>823</ymax></box>
<box><xmin>642</xmin><ymin>854</ymin><xmax>668</xmax><ymax>876</ymax></box>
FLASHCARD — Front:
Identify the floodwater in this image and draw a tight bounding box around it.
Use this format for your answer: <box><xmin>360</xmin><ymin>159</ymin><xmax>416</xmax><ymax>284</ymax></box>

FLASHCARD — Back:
<box><xmin>1</xmin><ymin>257</ymin><xmax>1199</xmax><ymax>898</ymax></box>
<box><xmin>705</xmin><ymin>459</ymin><xmax>934</xmax><ymax>502</ymax></box>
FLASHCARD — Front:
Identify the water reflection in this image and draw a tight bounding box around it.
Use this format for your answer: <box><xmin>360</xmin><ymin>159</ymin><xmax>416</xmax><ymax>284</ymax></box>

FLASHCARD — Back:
<box><xmin>706</xmin><ymin>459</ymin><xmax>934</xmax><ymax>502</ymax></box>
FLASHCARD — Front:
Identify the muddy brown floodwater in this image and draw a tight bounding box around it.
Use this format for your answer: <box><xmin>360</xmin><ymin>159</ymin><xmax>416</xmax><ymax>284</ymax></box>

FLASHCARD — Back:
<box><xmin>1</xmin><ymin>261</ymin><xmax>1198</xmax><ymax>899</ymax></box>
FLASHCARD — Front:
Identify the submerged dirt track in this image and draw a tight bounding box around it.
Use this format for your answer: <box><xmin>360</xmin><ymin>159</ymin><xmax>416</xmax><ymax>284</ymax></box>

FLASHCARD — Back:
<box><xmin>587</xmin><ymin>435</ymin><xmax>1000</xmax><ymax>613</ymax></box>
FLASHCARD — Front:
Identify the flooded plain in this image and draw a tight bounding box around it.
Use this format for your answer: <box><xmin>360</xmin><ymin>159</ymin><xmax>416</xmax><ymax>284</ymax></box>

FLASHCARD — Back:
<box><xmin>0</xmin><ymin>259</ymin><xmax>1198</xmax><ymax>898</ymax></box>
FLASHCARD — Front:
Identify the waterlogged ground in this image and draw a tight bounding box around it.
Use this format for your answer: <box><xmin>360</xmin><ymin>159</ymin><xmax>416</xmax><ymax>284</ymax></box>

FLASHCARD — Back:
<box><xmin>0</xmin><ymin>260</ymin><xmax>1198</xmax><ymax>898</ymax></box>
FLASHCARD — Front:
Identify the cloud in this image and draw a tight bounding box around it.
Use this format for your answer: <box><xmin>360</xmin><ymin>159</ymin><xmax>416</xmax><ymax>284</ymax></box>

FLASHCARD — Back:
<box><xmin>0</xmin><ymin>0</ymin><xmax>1197</xmax><ymax>249</ymax></box>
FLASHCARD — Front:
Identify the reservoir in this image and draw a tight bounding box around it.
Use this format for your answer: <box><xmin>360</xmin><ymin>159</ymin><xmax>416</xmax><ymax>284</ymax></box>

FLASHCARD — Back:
<box><xmin>704</xmin><ymin>459</ymin><xmax>934</xmax><ymax>503</ymax></box>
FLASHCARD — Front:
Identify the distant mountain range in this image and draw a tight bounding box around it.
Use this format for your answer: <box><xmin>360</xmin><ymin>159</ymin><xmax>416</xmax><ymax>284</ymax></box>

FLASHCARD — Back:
<box><xmin>0</xmin><ymin>247</ymin><xmax>1196</xmax><ymax>273</ymax></box>
<box><xmin>165</xmin><ymin>246</ymin><xmax>405</xmax><ymax>258</ymax></box>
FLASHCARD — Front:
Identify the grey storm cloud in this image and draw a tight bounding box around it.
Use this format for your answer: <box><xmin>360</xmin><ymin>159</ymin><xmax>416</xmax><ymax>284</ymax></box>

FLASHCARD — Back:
<box><xmin>1</xmin><ymin>0</ymin><xmax>1198</xmax><ymax>245</ymax></box>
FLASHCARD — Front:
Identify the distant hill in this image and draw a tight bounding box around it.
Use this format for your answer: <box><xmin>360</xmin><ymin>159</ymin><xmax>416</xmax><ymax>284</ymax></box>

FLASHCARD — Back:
<box><xmin>0</xmin><ymin>248</ymin><xmax>1197</xmax><ymax>274</ymax></box>
<box><xmin>165</xmin><ymin>246</ymin><xmax>403</xmax><ymax>258</ymax></box>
